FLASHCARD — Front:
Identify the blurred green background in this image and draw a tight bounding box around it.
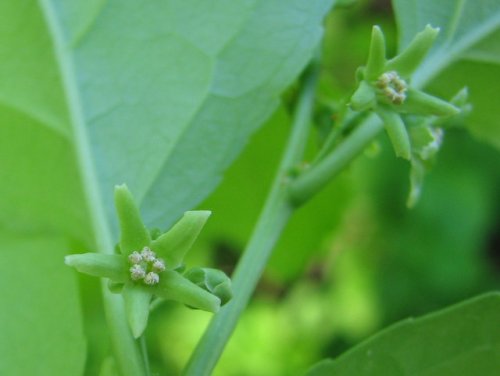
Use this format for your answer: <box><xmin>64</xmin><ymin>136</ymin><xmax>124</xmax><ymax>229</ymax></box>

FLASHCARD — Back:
<box><xmin>80</xmin><ymin>1</ymin><xmax>500</xmax><ymax>374</ymax></box>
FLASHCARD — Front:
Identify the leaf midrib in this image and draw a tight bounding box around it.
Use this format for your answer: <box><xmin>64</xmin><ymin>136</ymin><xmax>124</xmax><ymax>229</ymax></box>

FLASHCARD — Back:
<box><xmin>37</xmin><ymin>0</ymin><xmax>113</xmax><ymax>252</ymax></box>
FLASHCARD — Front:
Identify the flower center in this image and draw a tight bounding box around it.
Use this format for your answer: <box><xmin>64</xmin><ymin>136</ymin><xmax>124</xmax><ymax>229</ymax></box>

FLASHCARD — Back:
<box><xmin>128</xmin><ymin>247</ymin><xmax>165</xmax><ymax>285</ymax></box>
<box><xmin>377</xmin><ymin>71</ymin><xmax>408</xmax><ymax>105</ymax></box>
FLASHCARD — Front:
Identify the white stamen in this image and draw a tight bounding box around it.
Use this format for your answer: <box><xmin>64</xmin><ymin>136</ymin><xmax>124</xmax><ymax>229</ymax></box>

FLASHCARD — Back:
<box><xmin>152</xmin><ymin>258</ymin><xmax>165</xmax><ymax>272</ymax></box>
<box><xmin>144</xmin><ymin>272</ymin><xmax>160</xmax><ymax>285</ymax></box>
<box><xmin>128</xmin><ymin>251</ymin><xmax>143</xmax><ymax>264</ymax></box>
<box><xmin>130</xmin><ymin>264</ymin><xmax>146</xmax><ymax>281</ymax></box>
<box><xmin>141</xmin><ymin>247</ymin><xmax>156</xmax><ymax>262</ymax></box>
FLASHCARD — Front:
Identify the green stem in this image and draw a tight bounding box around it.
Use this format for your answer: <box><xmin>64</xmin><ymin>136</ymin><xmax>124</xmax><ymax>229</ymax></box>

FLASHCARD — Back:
<box><xmin>140</xmin><ymin>335</ymin><xmax>151</xmax><ymax>376</ymax></box>
<box><xmin>38</xmin><ymin>2</ymin><xmax>146</xmax><ymax>375</ymax></box>
<box><xmin>183</xmin><ymin>56</ymin><xmax>321</xmax><ymax>376</ymax></box>
<box><xmin>312</xmin><ymin>110</ymin><xmax>366</xmax><ymax>164</ymax></box>
<box><xmin>289</xmin><ymin>114</ymin><xmax>383</xmax><ymax>206</ymax></box>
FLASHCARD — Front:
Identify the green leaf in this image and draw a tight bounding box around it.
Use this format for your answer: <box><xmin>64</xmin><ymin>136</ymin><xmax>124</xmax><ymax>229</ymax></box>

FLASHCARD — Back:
<box><xmin>0</xmin><ymin>0</ymin><xmax>333</xmax><ymax>235</ymax></box>
<box><xmin>429</xmin><ymin>61</ymin><xmax>500</xmax><ymax>149</ymax></box>
<box><xmin>392</xmin><ymin>0</ymin><xmax>500</xmax><ymax>149</ymax></box>
<box><xmin>0</xmin><ymin>233</ymin><xmax>86</xmax><ymax>375</ymax></box>
<box><xmin>0</xmin><ymin>1</ymin><xmax>333</xmax><ymax>371</ymax></box>
<box><xmin>306</xmin><ymin>292</ymin><xmax>500</xmax><ymax>376</ymax></box>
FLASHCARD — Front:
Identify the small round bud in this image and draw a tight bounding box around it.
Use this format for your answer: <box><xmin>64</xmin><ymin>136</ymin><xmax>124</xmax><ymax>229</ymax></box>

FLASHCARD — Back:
<box><xmin>152</xmin><ymin>259</ymin><xmax>165</xmax><ymax>272</ymax></box>
<box><xmin>141</xmin><ymin>247</ymin><xmax>156</xmax><ymax>262</ymax></box>
<box><xmin>130</xmin><ymin>264</ymin><xmax>146</xmax><ymax>281</ymax></box>
<box><xmin>144</xmin><ymin>272</ymin><xmax>160</xmax><ymax>285</ymax></box>
<box><xmin>392</xmin><ymin>93</ymin><xmax>406</xmax><ymax>105</ymax></box>
<box><xmin>128</xmin><ymin>251</ymin><xmax>143</xmax><ymax>264</ymax></box>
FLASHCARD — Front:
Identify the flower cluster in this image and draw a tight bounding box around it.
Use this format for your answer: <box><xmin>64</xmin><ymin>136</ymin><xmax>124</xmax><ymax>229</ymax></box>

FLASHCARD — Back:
<box><xmin>65</xmin><ymin>184</ymin><xmax>232</xmax><ymax>338</ymax></box>
<box><xmin>349</xmin><ymin>24</ymin><xmax>459</xmax><ymax>161</ymax></box>
<box><xmin>128</xmin><ymin>247</ymin><xmax>165</xmax><ymax>285</ymax></box>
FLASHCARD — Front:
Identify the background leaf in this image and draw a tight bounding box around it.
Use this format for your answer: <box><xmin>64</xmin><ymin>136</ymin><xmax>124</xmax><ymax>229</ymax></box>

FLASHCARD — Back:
<box><xmin>392</xmin><ymin>0</ymin><xmax>500</xmax><ymax>149</ymax></box>
<box><xmin>0</xmin><ymin>0</ymin><xmax>91</xmax><ymax>242</ymax></box>
<box><xmin>18</xmin><ymin>0</ymin><xmax>333</xmax><ymax>233</ymax></box>
<box><xmin>0</xmin><ymin>232</ymin><xmax>86</xmax><ymax>375</ymax></box>
<box><xmin>306</xmin><ymin>292</ymin><xmax>500</xmax><ymax>376</ymax></box>
<box><xmin>1</xmin><ymin>1</ymin><xmax>334</xmax><ymax>371</ymax></box>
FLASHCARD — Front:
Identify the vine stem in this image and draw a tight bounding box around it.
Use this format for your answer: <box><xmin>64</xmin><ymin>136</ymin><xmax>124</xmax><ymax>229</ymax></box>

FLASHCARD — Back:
<box><xmin>183</xmin><ymin>56</ymin><xmax>321</xmax><ymax>376</ymax></box>
<box><xmin>289</xmin><ymin>114</ymin><xmax>383</xmax><ymax>205</ymax></box>
<box><xmin>38</xmin><ymin>1</ymin><xmax>147</xmax><ymax>375</ymax></box>
<box><xmin>185</xmin><ymin>19</ymin><xmax>461</xmax><ymax>372</ymax></box>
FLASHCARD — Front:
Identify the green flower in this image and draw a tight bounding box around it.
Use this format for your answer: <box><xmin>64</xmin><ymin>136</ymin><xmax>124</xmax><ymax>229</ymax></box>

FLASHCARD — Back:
<box><xmin>65</xmin><ymin>184</ymin><xmax>232</xmax><ymax>338</ymax></box>
<box><xmin>350</xmin><ymin>25</ymin><xmax>460</xmax><ymax>160</ymax></box>
<box><xmin>405</xmin><ymin>87</ymin><xmax>470</xmax><ymax>207</ymax></box>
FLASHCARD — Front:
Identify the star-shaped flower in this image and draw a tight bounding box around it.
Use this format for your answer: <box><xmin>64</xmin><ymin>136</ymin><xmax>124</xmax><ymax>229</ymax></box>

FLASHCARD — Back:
<box><xmin>350</xmin><ymin>25</ymin><xmax>460</xmax><ymax>160</ymax></box>
<box><xmin>65</xmin><ymin>184</ymin><xmax>232</xmax><ymax>338</ymax></box>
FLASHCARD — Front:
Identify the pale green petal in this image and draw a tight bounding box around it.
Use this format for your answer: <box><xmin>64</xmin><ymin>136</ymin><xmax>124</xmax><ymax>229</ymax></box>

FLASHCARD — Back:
<box><xmin>400</xmin><ymin>89</ymin><xmax>460</xmax><ymax>117</ymax></box>
<box><xmin>376</xmin><ymin>108</ymin><xmax>411</xmax><ymax>160</ymax></box>
<box><xmin>123</xmin><ymin>283</ymin><xmax>152</xmax><ymax>339</ymax></box>
<box><xmin>114</xmin><ymin>184</ymin><xmax>151</xmax><ymax>255</ymax></box>
<box><xmin>365</xmin><ymin>25</ymin><xmax>387</xmax><ymax>80</ymax></box>
<box><xmin>65</xmin><ymin>253</ymin><xmax>127</xmax><ymax>282</ymax></box>
<box><xmin>155</xmin><ymin>270</ymin><xmax>220</xmax><ymax>313</ymax></box>
<box><xmin>151</xmin><ymin>211</ymin><xmax>211</xmax><ymax>269</ymax></box>
<box><xmin>350</xmin><ymin>81</ymin><xmax>376</xmax><ymax>111</ymax></box>
<box><xmin>385</xmin><ymin>24</ymin><xmax>439</xmax><ymax>77</ymax></box>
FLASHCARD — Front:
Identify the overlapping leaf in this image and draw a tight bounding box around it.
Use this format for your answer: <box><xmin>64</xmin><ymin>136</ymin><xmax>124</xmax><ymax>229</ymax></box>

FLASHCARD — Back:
<box><xmin>306</xmin><ymin>293</ymin><xmax>500</xmax><ymax>376</ymax></box>
<box><xmin>0</xmin><ymin>233</ymin><xmax>86</xmax><ymax>375</ymax></box>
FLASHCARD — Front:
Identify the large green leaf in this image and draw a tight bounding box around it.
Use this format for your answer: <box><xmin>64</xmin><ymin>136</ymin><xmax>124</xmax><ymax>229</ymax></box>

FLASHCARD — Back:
<box><xmin>0</xmin><ymin>2</ymin><xmax>333</xmax><ymax>372</ymax></box>
<box><xmin>306</xmin><ymin>292</ymin><xmax>500</xmax><ymax>376</ymax></box>
<box><xmin>0</xmin><ymin>0</ymin><xmax>333</xmax><ymax>234</ymax></box>
<box><xmin>0</xmin><ymin>0</ymin><xmax>91</xmax><ymax>241</ymax></box>
<box><xmin>392</xmin><ymin>0</ymin><xmax>500</xmax><ymax>149</ymax></box>
<box><xmin>0</xmin><ymin>232</ymin><xmax>86</xmax><ymax>375</ymax></box>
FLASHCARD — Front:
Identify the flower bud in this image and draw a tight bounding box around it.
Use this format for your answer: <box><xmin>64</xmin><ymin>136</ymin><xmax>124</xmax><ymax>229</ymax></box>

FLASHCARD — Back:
<box><xmin>144</xmin><ymin>272</ymin><xmax>160</xmax><ymax>285</ymax></box>
<box><xmin>128</xmin><ymin>251</ymin><xmax>142</xmax><ymax>264</ymax></box>
<box><xmin>130</xmin><ymin>264</ymin><xmax>146</xmax><ymax>281</ymax></box>
<box><xmin>141</xmin><ymin>247</ymin><xmax>156</xmax><ymax>262</ymax></box>
<box><xmin>152</xmin><ymin>259</ymin><xmax>166</xmax><ymax>272</ymax></box>
<box><xmin>184</xmin><ymin>267</ymin><xmax>233</xmax><ymax>305</ymax></box>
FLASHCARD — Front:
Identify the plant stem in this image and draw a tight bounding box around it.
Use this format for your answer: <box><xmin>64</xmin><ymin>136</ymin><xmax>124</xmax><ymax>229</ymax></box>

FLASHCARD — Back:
<box><xmin>140</xmin><ymin>335</ymin><xmax>151</xmax><ymax>375</ymax></box>
<box><xmin>183</xmin><ymin>55</ymin><xmax>321</xmax><ymax>376</ymax></box>
<box><xmin>38</xmin><ymin>2</ymin><xmax>147</xmax><ymax>375</ymax></box>
<box><xmin>289</xmin><ymin>114</ymin><xmax>383</xmax><ymax>206</ymax></box>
